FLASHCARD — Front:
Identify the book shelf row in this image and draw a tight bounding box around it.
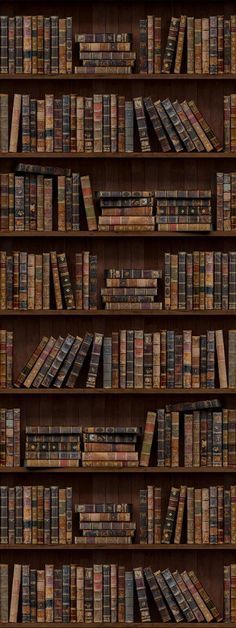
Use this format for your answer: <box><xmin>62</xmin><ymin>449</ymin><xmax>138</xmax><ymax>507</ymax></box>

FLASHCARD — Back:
<box><xmin>3</xmin><ymin>14</ymin><xmax>236</xmax><ymax>77</ymax></box>
<box><xmin>1</xmin><ymin>400</ymin><xmax>236</xmax><ymax>469</ymax></box>
<box><xmin>1</xmin><ymin>481</ymin><xmax>236</xmax><ymax>546</ymax></box>
<box><xmin>5</xmin><ymin>249</ymin><xmax>236</xmax><ymax>312</ymax></box>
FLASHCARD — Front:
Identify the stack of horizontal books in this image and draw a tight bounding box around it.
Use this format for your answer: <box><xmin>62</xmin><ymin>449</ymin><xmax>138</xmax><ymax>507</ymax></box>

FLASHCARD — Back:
<box><xmin>101</xmin><ymin>268</ymin><xmax>162</xmax><ymax>310</ymax></box>
<box><xmin>74</xmin><ymin>502</ymin><xmax>136</xmax><ymax>544</ymax></box>
<box><xmin>96</xmin><ymin>191</ymin><xmax>155</xmax><ymax>231</ymax></box>
<box><xmin>24</xmin><ymin>426</ymin><xmax>81</xmax><ymax>467</ymax></box>
<box><xmin>81</xmin><ymin>427</ymin><xmax>140</xmax><ymax>467</ymax></box>
<box><xmin>75</xmin><ymin>32</ymin><xmax>136</xmax><ymax>74</ymax></box>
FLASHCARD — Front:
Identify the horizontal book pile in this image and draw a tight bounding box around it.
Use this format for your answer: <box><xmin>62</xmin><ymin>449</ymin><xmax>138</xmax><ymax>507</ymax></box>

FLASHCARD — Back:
<box><xmin>0</xmin><ymin>485</ymin><xmax>72</xmax><ymax>544</ymax></box>
<box><xmin>164</xmin><ymin>250</ymin><xmax>236</xmax><ymax>309</ymax></box>
<box><xmin>3</xmin><ymin>93</ymin><xmax>222</xmax><ymax>154</ymax></box>
<box><xmin>1</xmin><ymin>562</ymin><xmax>222</xmax><ymax>623</ymax></box>
<box><xmin>0</xmin><ymin>329</ymin><xmax>13</xmax><ymax>388</ymax></box>
<box><xmin>156</xmin><ymin>190</ymin><xmax>212</xmax><ymax>232</ymax></box>
<box><xmin>74</xmin><ymin>502</ymin><xmax>136</xmax><ymax>544</ymax></box>
<box><xmin>144</xmin><ymin>15</ymin><xmax>236</xmax><ymax>75</ymax></box>
<box><xmin>224</xmin><ymin>565</ymin><xmax>236</xmax><ymax>622</ymax></box>
<box><xmin>0</xmin><ymin>15</ymin><xmax>73</xmax><ymax>74</ymax></box>
<box><xmin>25</xmin><ymin>426</ymin><xmax>81</xmax><ymax>468</ymax></box>
<box><xmin>143</xmin><ymin>484</ymin><xmax>236</xmax><ymax>545</ymax></box>
<box><xmin>13</xmin><ymin>328</ymin><xmax>235</xmax><ymax>390</ymax></box>
<box><xmin>0</xmin><ymin>166</ymin><xmax>95</xmax><ymax>232</ymax></box>
<box><xmin>75</xmin><ymin>33</ymin><xmax>136</xmax><ymax>74</ymax></box>
<box><xmin>217</xmin><ymin>172</ymin><xmax>236</xmax><ymax>230</ymax></box>
<box><xmin>81</xmin><ymin>427</ymin><xmax>140</xmax><ymax>468</ymax></box>
<box><xmin>0</xmin><ymin>408</ymin><xmax>20</xmax><ymax>466</ymax></box>
<box><xmin>102</xmin><ymin>268</ymin><xmax>162</xmax><ymax>310</ymax></box>
<box><xmin>96</xmin><ymin>190</ymin><xmax>155</xmax><ymax>232</ymax></box>
<box><xmin>224</xmin><ymin>95</ymin><xmax>236</xmax><ymax>151</ymax></box>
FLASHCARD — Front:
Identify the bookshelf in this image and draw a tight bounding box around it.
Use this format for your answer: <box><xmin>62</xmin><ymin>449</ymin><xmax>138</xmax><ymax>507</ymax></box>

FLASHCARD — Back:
<box><xmin>1</xmin><ymin>0</ymin><xmax>236</xmax><ymax>625</ymax></box>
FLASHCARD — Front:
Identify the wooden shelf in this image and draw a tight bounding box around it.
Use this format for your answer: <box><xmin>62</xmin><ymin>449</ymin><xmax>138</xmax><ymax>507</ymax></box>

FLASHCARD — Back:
<box><xmin>0</xmin><ymin>309</ymin><xmax>235</xmax><ymax>316</ymax></box>
<box><xmin>0</xmin><ymin>152</ymin><xmax>234</xmax><ymax>158</ymax></box>
<box><xmin>0</xmin><ymin>467</ymin><xmax>234</xmax><ymax>474</ymax></box>
<box><xmin>1</xmin><ymin>543</ymin><xmax>235</xmax><ymax>550</ymax></box>
<box><xmin>0</xmin><ymin>73</ymin><xmax>235</xmax><ymax>80</ymax></box>
<box><xmin>0</xmin><ymin>230</ymin><xmax>236</xmax><ymax>238</ymax></box>
<box><xmin>0</xmin><ymin>624</ymin><xmax>231</xmax><ymax>628</ymax></box>
<box><xmin>0</xmin><ymin>388</ymin><xmax>234</xmax><ymax>395</ymax></box>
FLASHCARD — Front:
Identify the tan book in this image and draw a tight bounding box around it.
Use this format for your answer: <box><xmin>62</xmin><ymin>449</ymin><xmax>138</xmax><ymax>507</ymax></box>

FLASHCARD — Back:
<box><xmin>9</xmin><ymin>94</ymin><xmax>21</xmax><ymax>152</ymax></box>
<box><xmin>174</xmin><ymin>15</ymin><xmax>186</xmax><ymax>73</ymax></box>
<box><xmin>174</xmin><ymin>485</ymin><xmax>187</xmax><ymax>543</ymax></box>
<box><xmin>140</xmin><ymin>411</ymin><xmax>156</xmax><ymax>466</ymax></box>
<box><xmin>215</xmin><ymin>329</ymin><xmax>227</xmax><ymax>388</ymax></box>
<box><xmin>9</xmin><ymin>564</ymin><xmax>21</xmax><ymax>622</ymax></box>
<box><xmin>51</xmin><ymin>251</ymin><xmax>63</xmax><ymax>309</ymax></box>
<box><xmin>27</xmin><ymin>254</ymin><xmax>35</xmax><ymax>310</ymax></box>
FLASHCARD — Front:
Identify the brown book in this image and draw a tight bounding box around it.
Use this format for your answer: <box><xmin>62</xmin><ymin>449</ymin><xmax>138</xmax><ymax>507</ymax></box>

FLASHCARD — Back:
<box><xmin>174</xmin><ymin>15</ymin><xmax>186</xmax><ymax>73</ymax></box>
<box><xmin>9</xmin><ymin>564</ymin><xmax>21</xmax><ymax>622</ymax></box>
<box><xmin>174</xmin><ymin>485</ymin><xmax>187</xmax><ymax>544</ymax></box>
<box><xmin>81</xmin><ymin>175</ymin><xmax>97</xmax><ymax>231</ymax></box>
<box><xmin>50</xmin><ymin>251</ymin><xmax>63</xmax><ymax>310</ymax></box>
<box><xmin>140</xmin><ymin>411</ymin><xmax>156</xmax><ymax>466</ymax></box>
<box><xmin>215</xmin><ymin>329</ymin><xmax>227</xmax><ymax>388</ymax></box>
<box><xmin>9</xmin><ymin>94</ymin><xmax>21</xmax><ymax>152</ymax></box>
<box><xmin>23</xmin><ymin>336</ymin><xmax>56</xmax><ymax>388</ymax></box>
<box><xmin>14</xmin><ymin>336</ymin><xmax>49</xmax><ymax>387</ymax></box>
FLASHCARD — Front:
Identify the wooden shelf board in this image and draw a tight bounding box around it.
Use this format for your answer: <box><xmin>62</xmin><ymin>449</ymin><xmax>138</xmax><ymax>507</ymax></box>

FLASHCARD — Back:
<box><xmin>0</xmin><ymin>152</ymin><xmax>234</xmax><ymax>158</ymax></box>
<box><xmin>1</xmin><ymin>543</ymin><xmax>235</xmax><ymax>550</ymax></box>
<box><xmin>0</xmin><ymin>388</ymin><xmax>234</xmax><ymax>395</ymax></box>
<box><xmin>0</xmin><ymin>309</ymin><xmax>235</xmax><ymax>316</ymax></box>
<box><xmin>0</xmin><ymin>624</ymin><xmax>231</xmax><ymax>628</ymax></box>
<box><xmin>0</xmin><ymin>73</ymin><xmax>235</xmax><ymax>80</ymax></box>
<box><xmin>0</xmin><ymin>231</ymin><xmax>235</xmax><ymax>238</ymax></box>
<box><xmin>0</xmin><ymin>466</ymin><xmax>234</xmax><ymax>474</ymax></box>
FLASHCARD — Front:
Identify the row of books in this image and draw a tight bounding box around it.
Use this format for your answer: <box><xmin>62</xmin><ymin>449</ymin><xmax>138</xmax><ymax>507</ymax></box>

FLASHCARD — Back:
<box><xmin>216</xmin><ymin>172</ymin><xmax>236</xmax><ymax>231</ymax></box>
<box><xmin>3</xmin><ymin>93</ymin><xmax>222</xmax><ymax>154</ymax></box>
<box><xmin>224</xmin><ymin>565</ymin><xmax>236</xmax><ymax>622</ymax></box>
<box><xmin>224</xmin><ymin>95</ymin><xmax>236</xmax><ymax>152</ymax></box>
<box><xmin>75</xmin><ymin>32</ymin><xmax>136</xmax><ymax>74</ymax></box>
<box><xmin>1</xmin><ymin>562</ymin><xmax>222</xmax><ymax>623</ymax></box>
<box><xmin>0</xmin><ymin>486</ymin><xmax>72</xmax><ymax>544</ymax></box>
<box><xmin>0</xmin><ymin>250</ymin><xmax>97</xmax><ymax>311</ymax></box>
<box><xmin>12</xmin><ymin>328</ymin><xmax>235</xmax><ymax>390</ymax></box>
<box><xmin>0</xmin><ymin>16</ymin><xmax>73</xmax><ymax>74</ymax></box>
<box><xmin>164</xmin><ymin>251</ymin><xmax>236</xmax><ymax>310</ymax></box>
<box><xmin>102</xmin><ymin>269</ymin><xmax>162</xmax><ymax>310</ymax></box>
<box><xmin>0</xmin><ymin>329</ymin><xmax>13</xmax><ymax>388</ymax></box>
<box><xmin>0</xmin><ymin>167</ymin><xmax>96</xmax><ymax>232</ymax></box>
<box><xmin>2</xmin><ymin>399</ymin><xmax>234</xmax><ymax>469</ymax></box>
<box><xmin>140</xmin><ymin>484</ymin><xmax>236</xmax><ymax>545</ymax></box>
<box><xmin>5</xmin><ymin>167</ymin><xmax>236</xmax><ymax>233</ymax></box>
<box><xmin>0</xmin><ymin>408</ymin><xmax>20</xmax><ymax>467</ymax></box>
<box><xmin>1</xmin><ymin>15</ymin><xmax>236</xmax><ymax>77</ymax></box>
<box><xmin>141</xmin><ymin>15</ymin><xmax>236</xmax><ymax>75</ymax></box>
<box><xmin>74</xmin><ymin>502</ymin><xmax>136</xmax><ymax>544</ymax></box>
<box><xmin>139</xmin><ymin>399</ymin><xmax>236</xmax><ymax>469</ymax></box>
<box><xmin>2</xmin><ymin>483</ymin><xmax>236</xmax><ymax>546</ymax></box>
